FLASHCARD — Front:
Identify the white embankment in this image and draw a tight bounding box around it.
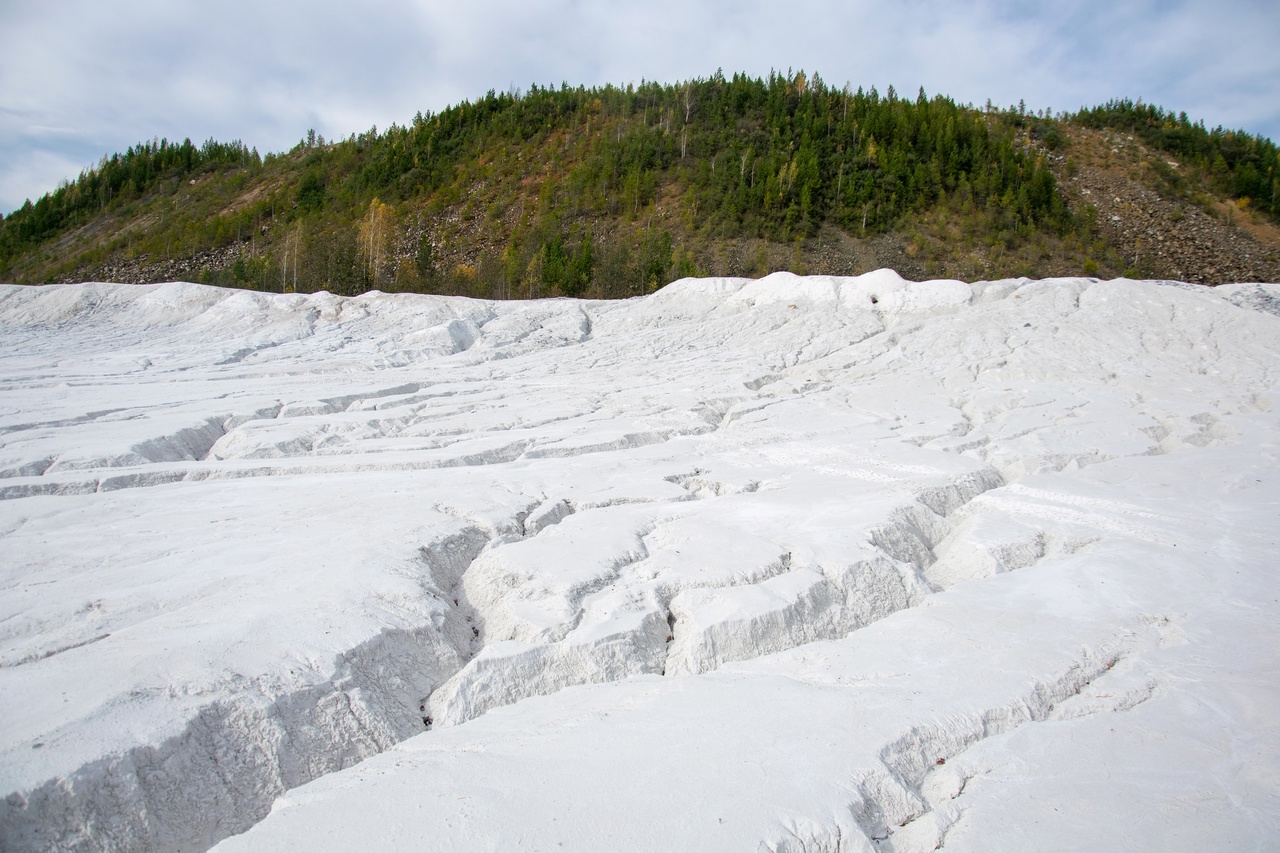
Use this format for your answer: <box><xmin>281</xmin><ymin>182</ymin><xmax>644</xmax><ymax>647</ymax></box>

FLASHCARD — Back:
<box><xmin>1</xmin><ymin>273</ymin><xmax>1277</xmax><ymax>851</ymax></box>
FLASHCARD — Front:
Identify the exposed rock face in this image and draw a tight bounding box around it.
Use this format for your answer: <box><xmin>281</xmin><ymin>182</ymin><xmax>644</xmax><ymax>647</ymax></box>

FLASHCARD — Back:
<box><xmin>1054</xmin><ymin>126</ymin><xmax>1280</xmax><ymax>284</ymax></box>
<box><xmin>91</xmin><ymin>244</ymin><xmax>247</xmax><ymax>288</ymax></box>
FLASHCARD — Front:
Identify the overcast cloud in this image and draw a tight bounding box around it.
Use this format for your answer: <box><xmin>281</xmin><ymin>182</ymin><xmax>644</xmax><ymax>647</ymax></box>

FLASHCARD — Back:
<box><xmin>2</xmin><ymin>0</ymin><xmax>1277</xmax><ymax>214</ymax></box>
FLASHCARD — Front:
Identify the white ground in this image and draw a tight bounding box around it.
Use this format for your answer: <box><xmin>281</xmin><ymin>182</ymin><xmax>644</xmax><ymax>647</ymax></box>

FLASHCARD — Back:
<box><xmin>0</xmin><ymin>272</ymin><xmax>1276</xmax><ymax>852</ymax></box>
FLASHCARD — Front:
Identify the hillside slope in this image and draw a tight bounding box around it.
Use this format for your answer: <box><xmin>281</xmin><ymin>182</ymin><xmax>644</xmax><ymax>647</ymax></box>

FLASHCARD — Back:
<box><xmin>2</xmin><ymin>77</ymin><xmax>1278</xmax><ymax>292</ymax></box>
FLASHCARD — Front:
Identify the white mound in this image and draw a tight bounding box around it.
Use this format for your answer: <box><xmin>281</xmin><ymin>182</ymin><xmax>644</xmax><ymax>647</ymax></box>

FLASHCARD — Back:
<box><xmin>0</xmin><ymin>272</ymin><xmax>1276</xmax><ymax>852</ymax></box>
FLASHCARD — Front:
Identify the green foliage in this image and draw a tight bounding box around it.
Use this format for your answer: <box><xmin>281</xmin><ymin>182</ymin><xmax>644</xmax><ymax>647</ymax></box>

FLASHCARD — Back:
<box><xmin>1031</xmin><ymin>121</ymin><xmax>1065</xmax><ymax>151</ymax></box>
<box><xmin>296</xmin><ymin>171</ymin><xmax>326</xmax><ymax>213</ymax></box>
<box><xmin>539</xmin><ymin>72</ymin><xmax>1072</xmax><ymax>242</ymax></box>
<box><xmin>538</xmin><ymin>232</ymin><xmax>594</xmax><ymax>297</ymax></box>
<box><xmin>639</xmin><ymin>230</ymin><xmax>673</xmax><ymax>291</ymax></box>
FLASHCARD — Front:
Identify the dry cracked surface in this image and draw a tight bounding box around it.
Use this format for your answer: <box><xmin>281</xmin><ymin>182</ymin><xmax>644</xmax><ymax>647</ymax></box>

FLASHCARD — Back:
<box><xmin>0</xmin><ymin>272</ymin><xmax>1277</xmax><ymax>851</ymax></box>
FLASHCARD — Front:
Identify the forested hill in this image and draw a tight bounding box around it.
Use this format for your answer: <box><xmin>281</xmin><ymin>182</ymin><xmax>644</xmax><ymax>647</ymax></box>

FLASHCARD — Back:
<box><xmin>3</xmin><ymin>72</ymin><xmax>1279</xmax><ymax>295</ymax></box>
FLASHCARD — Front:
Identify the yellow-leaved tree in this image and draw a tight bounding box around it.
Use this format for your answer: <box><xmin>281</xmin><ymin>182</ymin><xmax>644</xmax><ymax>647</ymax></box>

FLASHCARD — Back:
<box><xmin>357</xmin><ymin>199</ymin><xmax>397</xmax><ymax>288</ymax></box>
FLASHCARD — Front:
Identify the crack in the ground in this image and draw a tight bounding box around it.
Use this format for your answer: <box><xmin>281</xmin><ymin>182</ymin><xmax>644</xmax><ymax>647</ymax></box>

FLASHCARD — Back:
<box><xmin>421</xmin><ymin>462</ymin><xmax>1010</xmax><ymax>726</ymax></box>
<box><xmin>864</xmin><ymin>637</ymin><xmax>1162</xmax><ymax>853</ymax></box>
<box><xmin>0</xmin><ymin>518</ymin><xmax>508</xmax><ymax>853</ymax></box>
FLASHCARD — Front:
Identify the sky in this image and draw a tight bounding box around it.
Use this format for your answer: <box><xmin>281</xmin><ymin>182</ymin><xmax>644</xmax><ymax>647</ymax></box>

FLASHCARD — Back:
<box><xmin>2</xmin><ymin>0</ymin><xmax>1278</xmax><ymax>215</ymax></box>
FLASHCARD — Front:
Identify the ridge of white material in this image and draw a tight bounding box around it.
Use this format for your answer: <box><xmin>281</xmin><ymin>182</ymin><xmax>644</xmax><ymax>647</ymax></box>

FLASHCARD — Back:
<box><xmin>0</xmin><ymin>272</ymin><xmax>1276</xmax><ymax>851</ymax></box>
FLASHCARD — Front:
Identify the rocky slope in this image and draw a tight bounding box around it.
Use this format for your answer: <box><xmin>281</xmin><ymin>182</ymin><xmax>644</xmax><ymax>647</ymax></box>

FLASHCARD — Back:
<box><xmin>1054</xmin><ymin>125</ymin><xmax>1280</xmax><ymax>284</ymax></box>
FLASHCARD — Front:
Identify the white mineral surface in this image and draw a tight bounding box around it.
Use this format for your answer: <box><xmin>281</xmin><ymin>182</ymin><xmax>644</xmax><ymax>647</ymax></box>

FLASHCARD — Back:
<box><xmin>0</xmin><ymin>272</ymin><xmax>1276</xmax><ymax>851</ymax></box>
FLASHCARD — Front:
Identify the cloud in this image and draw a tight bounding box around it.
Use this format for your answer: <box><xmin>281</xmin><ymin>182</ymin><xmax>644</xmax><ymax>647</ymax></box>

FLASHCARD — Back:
<box><xmin>2</xmin><ymin>0</ymin><xmax>1277</xmax><ymax>214</ymax></box>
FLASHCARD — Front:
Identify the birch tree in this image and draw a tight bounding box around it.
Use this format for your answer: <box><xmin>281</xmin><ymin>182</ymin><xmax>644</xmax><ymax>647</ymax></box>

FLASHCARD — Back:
<box><xmin>358</xmin><ymin>199</ymin><xmax>397</xmax><ymax>287</ymax></box>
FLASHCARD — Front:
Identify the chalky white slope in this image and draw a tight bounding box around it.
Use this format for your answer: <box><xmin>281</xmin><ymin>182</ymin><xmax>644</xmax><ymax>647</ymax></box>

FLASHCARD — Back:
<box><xmin>0</xmin><ymin>273</ymin><xmax>1276</xmax><ymax>852</ymax></box>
